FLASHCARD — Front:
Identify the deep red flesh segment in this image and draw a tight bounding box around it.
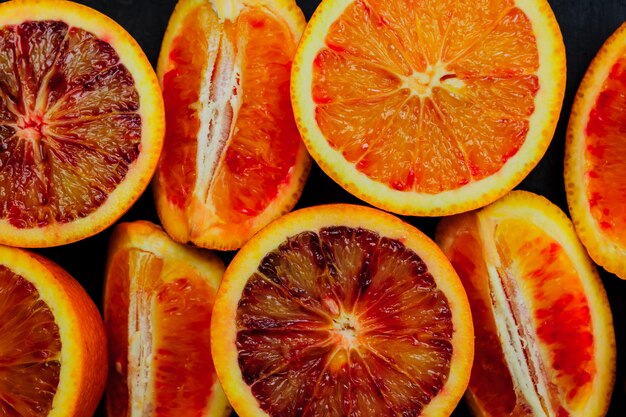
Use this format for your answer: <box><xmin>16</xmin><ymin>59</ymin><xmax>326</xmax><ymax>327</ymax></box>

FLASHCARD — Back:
<box><xmin>236</xmin><ymin>227</ymin><xmax>453</xmax><ymax>417</ymax></box>
<box><xmin>152</xmin><ymin>278</ymin><xmax>216</xmax><ymax>417</ymax></box>
<box><xmin>0</xmin><ymin>265</ymin><xmax>61</xmax><ymax>417</ymax></box>
<box><xmin>0</xmin><ymin>21</ymin><xmax>141</xmax><ymax>229</ymax></box>
<box><xmin>583</xmin><ymin>57</ymin><xmax>626</xmax><ymax>246</ymax></box>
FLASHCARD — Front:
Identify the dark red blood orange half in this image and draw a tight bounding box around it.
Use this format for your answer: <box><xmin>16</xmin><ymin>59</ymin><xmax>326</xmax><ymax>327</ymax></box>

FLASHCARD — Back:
<box><xmin>0</xmin><ymin>0</ymin><xmax>164</xmax><ymax>247</ymax></box>
<box><xmin>212</xmin><ymin>204</ymin><xmax>474</xmax><ymax>417</ymax></box>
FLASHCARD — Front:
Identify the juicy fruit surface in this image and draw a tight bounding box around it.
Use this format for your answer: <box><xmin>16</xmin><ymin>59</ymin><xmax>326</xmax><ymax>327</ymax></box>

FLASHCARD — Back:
<box><xmin>0</xmin><ymin>265</ymin><xmax>61</xmax><ymax>417</ymax></box>
<box><xmin>582</xmin><ymin>57</ymin><xmax>626</xmax><ymax>247</ymax></box>
<box><xmin>159</xmin><ymin>3</ymin><xmax>302</xmax><ymax>225</ymax></box>
<box><xmin>106</xmin><ymin>240</ymin><xmax>219</xmax><ymax>417</ymax></box>
<box><xmin>438</xmin><ymin>196</ymin><xmax>610</xmax><ymax>417</ymax></box>
<box><xmin>236</xmin><ymin>226</ymin><xmax>454</xmax><ymax>417</ymax></box>
<box><xmin>312</xmin><ymin>0</ymin><xmax>539</xmax><ymax>193</ymax></box>
<box><xmin>0</xmin><ymin>21</ymin><xmax>141</xmax><ymax>228</ymax></box>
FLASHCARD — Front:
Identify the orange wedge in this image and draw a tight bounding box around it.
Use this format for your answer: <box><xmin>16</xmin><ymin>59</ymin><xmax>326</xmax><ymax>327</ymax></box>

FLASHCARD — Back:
<box><xmin>153</xmin><ymin>0</ymin><xmax>311</xmax><ymax>250</ymax></box>
<box><xmin>292</xmin><ymin>0</ymin><xmax>566</xmax><ymax>216</ymax></box>
<box><xmin>212</xmin><ymin>204</ymin><xmax>473</xmax><ymax>417</ymax></box>
<box><xmin>437</xmin><ymin>191</ymin><xmax>615</xmax><ymax>417</ymax></box>
<box><xmin>565</xmin><ymin>22</ymin><xmax>626</xmax><ymax>279</ymax></box>
<box><xmin>0</xmin><ymin>245</ymin><xmax>107</xmax><ymax>417</ymax></box>
<box><xmin>104</xmin><ymin>221</ymin><xmax>230</xmax><ymax>417</ymax></box>
<box><xmin>0</xmin><ymin>0</ymin><xmax>164</xmax><ymax>248</ymax></box>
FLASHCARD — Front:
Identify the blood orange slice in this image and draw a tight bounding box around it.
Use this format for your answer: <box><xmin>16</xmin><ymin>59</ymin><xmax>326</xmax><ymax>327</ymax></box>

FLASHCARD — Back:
<box><xmin>104</xmin><ymin>221</ymin><xmax>230</xmax><ymax>417</ymax></box>
<box><xmin>565</xmin><ymin>22</ymin><xmax>626</xmax><ymax>279</ymax></box>
<box><xmin>211</xmin><ymin>204</ymin><xmax>473</xmax><ymax>417</ymax></box>
<box><xmin>292</xmin><ymin>0</ymin><xmax>566</xmax><ymax>216</ymax></box>
<box><xmin>0</xmin><ymin>0</ymin><xmax>163</xmax><ymax>248</ymax></box>
<box><xmin>0</xmin><ymin>245</ymin><xmax>107</xmax><ymax>417</ymax></box>
<box><xmin>154</xmin><ymin>0</ymin><xmax>311</xmax><ymax>250</ymax></box>
<box><xmin>436</xmin><ymin>191</ymin><xmax>615</xmax><ymax>417</ymax></box>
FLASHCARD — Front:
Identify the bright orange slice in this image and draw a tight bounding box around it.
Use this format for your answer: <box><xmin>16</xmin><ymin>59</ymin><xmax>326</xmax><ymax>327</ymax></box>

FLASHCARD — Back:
<box><xmin>153</xmin><ymin>0</ymin><xmax>311</xmax><ymax>250</ymax></box>
<box><xmin>104</xmin><ymin>221</ymin><xmax>230</xmax><ymax>417</ymax></box>
<box><xmin>292</xmin><ymin>0</ymin><xmax>566</xmax><ymax>216</ymax></box>
<box><xmin>565</xmin><ymin>22</ymin><xmax>626</xmax><ymax>279</ymax></box>
<box><xmin>0</xmin><ymin>0</ymin><xmax>164</xmax><ymax>248</ymax></box>
<box><xmin>0</xmin><ymin>245</ymin><xmax>107</xmax><ymax>417</ymax></box>
<box><xmin>211</xmin><ymin>204</ymin><xmax>473</xmax><ymax>417</ymax></box>
<box><xmin>436</xmin><ymin>191</ymin><xmax>615</xmax><ymax>417</ymax></box>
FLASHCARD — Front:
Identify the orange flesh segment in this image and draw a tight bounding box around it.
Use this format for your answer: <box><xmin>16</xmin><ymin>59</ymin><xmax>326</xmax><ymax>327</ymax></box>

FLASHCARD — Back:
<box><xmin>445</xmin><ymin>216</ymin><xmax>595</xmax><ymax>416</ymax></box>
<box><xmin>236</xmin><ymin>227</ymin><xmax>453</xmax><ymax>417</ymax></box>
<box><xmin>0</xmin><ymin>265</ymin><xmax>61</xmax><ymax>417</ymax></box>
<box><xmin>160</xmin><ymin>5</ymin><xmax>301</xmax><ymax>223</ymax></box>
<box><xmin>445</xmin><ymin>219</ymin><xmax>521</xmax><ymax>416</ymax></box>
<box><xmin>0</xmin><ymin>22</ymin><xmax>141</xmax><ymax>229</ymax></box>
<box><xmin>106</xmin><ymin>248</ymin><xmax>216</xmax><ymax>417</ymax></box>
<box><xmin>583</xmin><ymin>57</ymin><xmax>626</xmax><ymax>246</ymax></box>
<box><xmin>312</xmin><ymin>0</ymin><xmax>539</xmax><ymax>193</ymax></box>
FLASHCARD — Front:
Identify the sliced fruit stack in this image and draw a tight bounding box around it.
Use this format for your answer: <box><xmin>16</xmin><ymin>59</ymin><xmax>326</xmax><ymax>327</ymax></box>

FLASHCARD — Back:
<box><xmin>212</xmin><ymin>204</ymin><xmax>474</xmax><ymax>417</ymax></box>
<box><xmin>104</xmin><ymin>221</ymin><xmax>230</xmax><ymax>417</ymax></box>
<box><xmin>566</xmin><ymin>21</ymin><xmax>626</xmax><ymax>280</ymax></box>
<box><xmin>154</xmin><ymin>0</ymin><xmax>311</xmax><ymax>250</ymax></box>
<box><xmin>437</xmin><ymin>191</ymin><xmax>616</xmax><ymax>417</ymax></box>
<box><xmin>292</xmin><ymin>0</ymin><xmax>566</xmax><ymax>216</ymax></box>
<box><xmin>0</xmin><ymin>244</ymin><xmax>107</xmax><ymax>417</ymax></box>
<box><xmin>0</xmin><ymin>0</ymin><xmax>164</xmax><ymax>248</ymax></box>
<box><xmin>0</xmin><ymin>0</ymin><xmax>623</xmax><ymax>417</ymax></box>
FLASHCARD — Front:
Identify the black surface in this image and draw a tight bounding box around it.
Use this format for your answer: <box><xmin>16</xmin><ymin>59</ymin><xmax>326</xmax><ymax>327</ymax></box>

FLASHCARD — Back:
<box><xmin>20</xmin><ymin>0</ymin><xmax>626</xmax><ymax>416</ymax></box>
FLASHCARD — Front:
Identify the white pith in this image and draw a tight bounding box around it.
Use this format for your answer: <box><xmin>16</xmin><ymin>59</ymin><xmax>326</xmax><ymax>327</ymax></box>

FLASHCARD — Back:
<box><xmin>128</xmin><ymin>250</ymin><xmax>156</xmax><ymax>417</ymax></box>
<box><xmin>190</xmin><ymin>16</ymin><xmax>243</xmax><ymax>232</ymax></box>
<box><xmin>400</xmin><ymin>62</ymin><xmax>465</xmax><ymax>99</ymax></box>
<box><xmin>479</xmin><ymin>219</ymin><xmax>558</xmax><ymax>417</ymax></box>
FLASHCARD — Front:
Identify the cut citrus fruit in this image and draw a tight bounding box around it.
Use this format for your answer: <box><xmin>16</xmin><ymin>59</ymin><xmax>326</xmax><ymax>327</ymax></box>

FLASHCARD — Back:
<box><xmin>292</xmin><ymin>0</ymin><xmax>566</xmax><ymax>216</ymax></box>
<box><xmin>0</xmin><ymin>0</ymin><xmax>164</xmax><ymax>248</ymax></box>
<box><xmin>104</xmin><ymin>221</ymin><xmax>230</xmax><ymax>417</ymax></box>
<box><xmin>211</xmin><ymin>204</ymin><xmax>473</xmax><ymax>417</ymax></box>
<box><xmin>436</xmin><ymin>190</ymin><xmax>615</xmax><ymax>417</ymax></box>
<box><xmin>565</xmin><ymin>22</ymin><xmax>626</xmax><ymax>279</ymax></box>
<box><xmin>154</xmin><ymin>0</ymin><xmax>311</xmax><ymax>250</ymax></box>
<box><xmin>0</xmin><ymin>244</ymin><xmax>107</xmax><ymax>417</ymax></box>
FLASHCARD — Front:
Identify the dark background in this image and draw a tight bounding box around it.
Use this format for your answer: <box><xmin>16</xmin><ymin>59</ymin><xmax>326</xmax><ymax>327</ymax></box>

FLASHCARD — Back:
<box><xmin>23</xmin><ymin>0</ymin><xmax>626</xmax><ymax>416</ymax></box>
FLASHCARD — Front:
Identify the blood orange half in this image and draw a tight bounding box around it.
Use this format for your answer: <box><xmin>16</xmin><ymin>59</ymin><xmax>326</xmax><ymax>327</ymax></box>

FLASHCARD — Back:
<box><xmin>437</xmin><ymin>191</ymin><xmax>615</xmax><ymax>417</ymax></box>
<box><xmin>104</xmin><ymin>221</ymin><xmax>230</xmax><ymax>417</ymax></box>
<box><xmin>292</xmin><ymin>0</ymin><xmax>565</xmax><ymax>216</ymax></box>
<box><xmin>154</xmin><ymin>0</ymin><xmax>311</xmax><ymax>250</ymax></box>
<box><xmin>0</xmin><ymin>0</ymin><xmax>164</xmax><ymax>248</ymax></box>
<box><xmin>0</xmin><ymin>245</ymin><xmax>107</xmax><ymax>417</ymax></box>
<box><xmin>565</xmin><ymin>22</ymin><xmax>626</xmax><ymax>279</ymax></box>
<box><xmin>211</xmin><ymin>204</ymin><xmax>473</xmax><ymax>417</ymax></box>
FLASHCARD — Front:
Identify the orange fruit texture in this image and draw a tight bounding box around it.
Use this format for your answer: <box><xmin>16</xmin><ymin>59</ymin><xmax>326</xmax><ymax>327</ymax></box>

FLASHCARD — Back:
<box><xmin>212</xmin><ymin>204</ymin><xmax>474</xmax><ymax>417</ymax></box>
<box><xmin>566</xmin><ymin>21</ymin><xmax>626</xmax><ymax>280</ymax></box>
<box><xmin>153</xmin><ymin>0</ymin><xmax>311</xmax><ymax>251</ymax></box>
<box><xmin>0</xmin><ymin>244</ymin><xmax>107</xmax><ymax>417</ymax></box>
<box><xmin>0</xmin><ymin>0</ymin><xmax>164</xmax><ymax>248</ymax></box>
<box><xmin>104</xmin><ymin>221</ymin><xmax>230</xmax><ymax>417</ymax></box>
<box><xmin>291</xmin><ymin>0</ymin><xmax>566</xmax><ymax>216</ymax></box>
<box><xmin>437</xmin><ymin>191</ymin><xmax>615</xmax><ymax>417</ymax></box>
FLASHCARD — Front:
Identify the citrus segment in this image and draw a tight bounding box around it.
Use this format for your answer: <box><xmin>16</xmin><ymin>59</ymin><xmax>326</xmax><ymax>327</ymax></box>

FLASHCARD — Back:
<box><xmin>0</xmin><ymin>0</ymin><xmax>164</xmax><ymax>247</ymax></box>
<box><xmin>0</xmin><ymin>245</ymin><xmax>107</xmax><ymax>417</ymax></box>
<box><xmin>212</xmin><ymin>204</ymin><xmax>473</xmax><ymax>417</ymax></box>
<box><xmin>436</xmin><ymin>191</ymin><xmax>615</xmax><ymax>417</ymax></box>
<box><xmin>0</xmin><ymin>265</ymin><xmax>61</xmax><ymax>417</ymax></box>
<box><xmin>293</xmin><ymin>0</ymin><xmax>565</xmax><ymax>215</ymax></box>
<box><xmin>583</xmin><ymin>58</ymin><xmax>626</xmax><ymax>247</ymax></box>
<box><xmin>154</xmin><ymin>0</ymin><xmax>310</xmax><ymax>250</ymax></box>
<box><xmin>565</xmin><ymin>22</ymin><xmax>626</xmax><ymax>278</ymax></box>
<box><xmin>104</xmin><ymin>221</ymin><xmax>229</xmax><ymax>417</ymax></box>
